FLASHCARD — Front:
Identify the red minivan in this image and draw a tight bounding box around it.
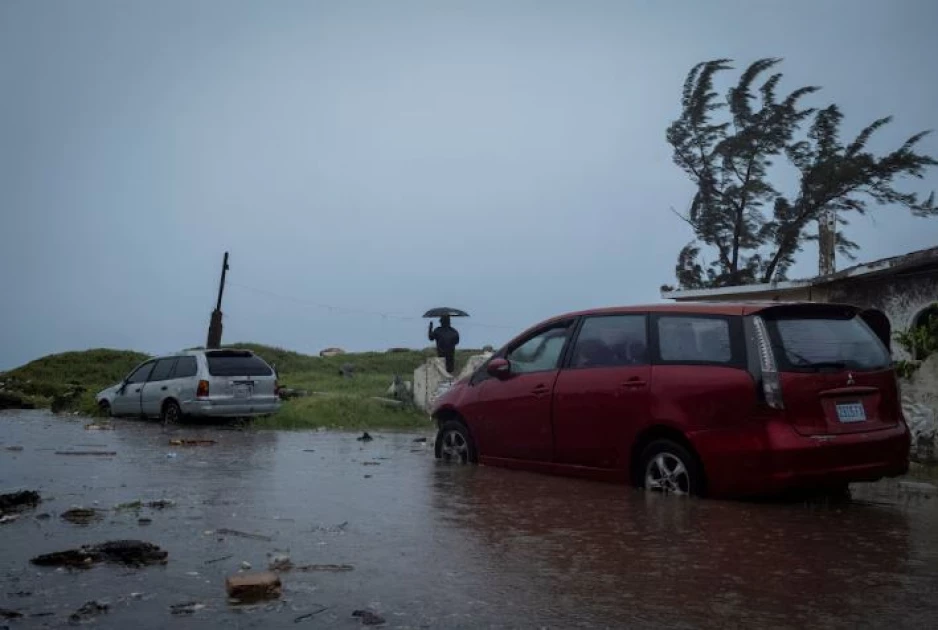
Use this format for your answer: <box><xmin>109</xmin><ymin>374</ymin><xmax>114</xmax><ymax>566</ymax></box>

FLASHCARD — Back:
<box><xmin>431</xmin><ymin>303</ymin><xmax>910</xmax><ymax>498</ymax></box>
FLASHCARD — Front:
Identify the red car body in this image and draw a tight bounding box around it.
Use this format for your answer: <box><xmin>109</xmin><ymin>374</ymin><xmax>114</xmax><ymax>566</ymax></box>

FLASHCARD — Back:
<box><xmin>431</xmin><ymin>302</ymin><xmax>910</xmax><ymax>498</ymax></box>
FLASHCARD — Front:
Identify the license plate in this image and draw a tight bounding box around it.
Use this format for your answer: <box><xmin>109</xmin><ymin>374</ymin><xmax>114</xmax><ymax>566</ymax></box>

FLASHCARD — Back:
<box><xmin>836</xmin><ymin>402</ymin><xmax>866</xmax><ymax>423</ymax></box>
<box><xmin>233</xmin><ymin>384</ymin><xmax>252</xmax><ymax>399</ymax></box>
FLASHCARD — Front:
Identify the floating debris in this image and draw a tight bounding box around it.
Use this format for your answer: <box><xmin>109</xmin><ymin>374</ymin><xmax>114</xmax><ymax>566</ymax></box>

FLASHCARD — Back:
<box><xmin>170</xmin><ymin>601</ymin><xmax>205</xmax><ymax>615</ymax></box>
<box><xmin>84</xmin><ymin>423</ymin><xmax>113</xmax><ymax>431</ymax></box>
<box><xmin>357</xmin><ymin>432</ymin><xmax>374</xmax><ymax>442</ymax></box>
<box><xmin>0</xmin><ymin>490</ymin><xmax>40</xmax><ymax>513</ymax></box>
<box><xmin>54</xmin><ymin>451</ymin><xmax>116</xmax><ymax>456</ymax></box>
<box><xmin>413</xmin><ymin>437</ymin><xmax>427</xmax><ymax>443</ymax></box>
<box><xmin>226</xmin><ymin>571</ymin><xmax>282</xmax><ymax>602</ymax></box>
<box><xmin>268</xmin><ymin>554</ymin><xmax>293</xmax><ymax>572</ymax></box>
<box><xmin>241</xmin><ymin>561</ymin><xmax>252</xmax><ymax>571</ymax></box>
<box><xmin>294</xmin><ymin>606</ymin><xmax>328</xmax><ymax>622</ymax></box>
<box><xmin>0</xmin><ymin>514</ymin><xmax>20</xmax><ymax>525</ymax></box>
<box><xmin>0</xmin><ymin>608</ymin><xmax>23</xmax><ymax>619</ymax></box>
<box><xmin>168</xmin><ymin>439</ymin><xmax>216</xmax><ymax>447</ymax></box>
<box><xmin>31</xmin><ymin>540</ymin><xmax>168</xmax><ymax>568</ymax></box>
<box><xmin>61</xmin><ymin>508</ymin><xmax>104</xmax><ymax>525</ymax></box>
<box><xmin>352</xmin><ymin>609</ymin><xmax>386</xmax><ymax>625</ymax></box>
<box><xmin>69</xmin><ymin>600</ymin><xmax>109</xmax><ymax>624</ymax></box>
<box><xmin>296</xmin><ymin>564</ymin><xmax>354</xmax><ymax>573</ymax></box>
<box><xmin>5</xmin><ymin>446</ymin><xmax>24</xmax><ymax>452</ymax></box>
<box><xmin>205</xmin><ymin>555</ymin><xmax>233</xmax><ymax>565</ymax></box>
<box><xmin>138</xmin><ymin>518</ymin><xmax>152</xmax><ymax>526</ymax></box>
<box><xmin>217</xmin><ymin>528</ymin><xmax>272</xmax><ymax>542</ymax></box>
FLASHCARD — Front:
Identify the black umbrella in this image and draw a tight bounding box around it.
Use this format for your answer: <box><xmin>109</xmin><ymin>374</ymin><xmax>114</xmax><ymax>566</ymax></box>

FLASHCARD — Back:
<box><xmin>422</xmin><ymin>307</ymin><xmax>470</xmax><ymax>318</ymax></box>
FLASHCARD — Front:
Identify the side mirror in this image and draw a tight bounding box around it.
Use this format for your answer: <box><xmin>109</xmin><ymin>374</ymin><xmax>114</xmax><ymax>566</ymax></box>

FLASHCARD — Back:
<box><xmin>486</xmin><ymin>357</ymin><xmax>511</xmax><ymax>379</ymax></box>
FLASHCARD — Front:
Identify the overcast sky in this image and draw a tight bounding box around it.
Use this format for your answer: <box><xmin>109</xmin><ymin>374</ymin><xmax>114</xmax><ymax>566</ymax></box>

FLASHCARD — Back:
<box><xmin>2</xmin><ymin>0</ymin><xmax>937</xmax><ymax>369</ymax></box>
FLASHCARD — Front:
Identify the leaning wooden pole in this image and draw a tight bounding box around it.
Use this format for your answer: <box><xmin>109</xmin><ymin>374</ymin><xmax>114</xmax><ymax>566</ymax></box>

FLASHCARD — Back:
<box><xmin>206</xmin><ymin>252</ymin><xmax>229</xmax><ymax>349</ymax></box>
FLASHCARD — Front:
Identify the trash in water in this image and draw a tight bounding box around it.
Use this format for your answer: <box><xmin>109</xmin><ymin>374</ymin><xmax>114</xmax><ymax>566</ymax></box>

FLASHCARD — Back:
<box><xmin>268</xmin><ymin>554</ymin><xmax>293</xmax><ymax>572</ymax></box>
<box><xmin>54</xmin><ymin>450</ymin><xmax>116</xmax><ymax>456</ymax></box>
<box><xmin>241</xmin><ymin>561</ymin><xmax>252</xmax><ymax>570</ymax></box>
<box><xmin>0</xmin><ymin>608</ymin><xmax>23</xmax><ymax>619</ymax></box>
<box><xmin>69</xmin><ymin>600</ymin><xmax>109</xmax><ymax>624</ymax></box>
<box><xmin>217</xmin><ymin>528</ymin><xmax>273</xmax><ymax>542</ymax></box>
<box><xmin>225</xmin><ymin>571</ymin><xmax>282</xmax><ymax>602</ymax></box>
<box><xmin>0</xmin><ymin>490</ymin><xmax>41</xmax><ymax>513</ymax></box>
<box><xmin>166</xmin><ymin>452</ymin><xmax>178</xmax><ymax>459</ymax></box>
<box><xmin>168</xmin><ymin>439</ymin><xmax>216</xmax><ymax>447</ymax></box>
<box><xmin>61</xmin><ymin>508</ymin><xmax>104</xmax><ymax>525</ymax></box>
<box><xmin>5</xmin><ymin>446</ymin><xmax>24</xmax><ymax>451</ymax></box>
<box><xmin>138</xmin><ymin>518</ymin><xmax>152</xmax><ymax>526</ymax></box>
<box><xmin>84</xmin><ymin>423</ymin><xmax>113</xmax><ymax>431</ymax></box>
<box><xmin>0</xmin><ymin>515</ymin><xmax>20</xmax><ymax>525</ymax></box>
<box><xmin>357</xmin><ymin>432</ymin><xmax>373</xmax><ymax>442</ymax></box>
<box><xmin>31</xmin><ymin>540</ymin><xmax>168</xmax><ymax>568</ymax></box>
<box><xmin>363</xmin><ymin>461</ymin><xmax>380</xmax><ymax>466</ymax></box>
<box><xmin>147</xmin><ymin>500</ymin><xmax>175</xmax><ymax>509</ymax></box>
<box><xmin>352</xmin><ymin>609</ymin><xmax>386</xmax><ymax>625</ymax></box>
<box><xmin>296</xmin><ymin>564</ymin><xmax>354</xmax><ymax>572</ymax></box>
<box><xmin>294</xmin><ymin>606</ymin><xmax>328</xmax><ymax>622</ymax></box>
<box><xmin>205</xmin><ymin>555</ymin><xmax>233</xmax><ymax>565</ymax></box>
<box><xmin>170</xmin><ymin>601</ymin><xmax>205</xmax><ymax>615</ymax></box>
<box><xmin>413</xmin><ymin>437</ymin><xmax>427</xmax><ymax>443</ymax></box>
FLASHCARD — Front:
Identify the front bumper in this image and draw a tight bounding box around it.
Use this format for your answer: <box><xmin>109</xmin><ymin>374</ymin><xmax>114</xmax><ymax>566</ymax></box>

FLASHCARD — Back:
<box><xmin>692</xmin><ymin>420</ymin><xmax>910</xmax><ymax>498</ymax></box>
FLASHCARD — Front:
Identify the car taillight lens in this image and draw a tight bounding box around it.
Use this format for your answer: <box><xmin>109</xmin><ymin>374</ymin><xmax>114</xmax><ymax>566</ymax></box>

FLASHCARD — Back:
<box><xmin>753</xmin><ymin>316</ymin><xmax>784</xmax><ymax>410</ymax></box>
<box><xmin>197</xmin><ymin>380</ymin><xmax>210</xmax><ymax>398</ymax></box>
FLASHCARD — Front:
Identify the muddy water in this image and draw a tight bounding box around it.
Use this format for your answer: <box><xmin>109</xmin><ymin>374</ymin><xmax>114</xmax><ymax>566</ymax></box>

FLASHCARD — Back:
<box><xmin>2</xmin><ymin>411</ymin><xmax>938</xmax><ymax>628</ymax></box>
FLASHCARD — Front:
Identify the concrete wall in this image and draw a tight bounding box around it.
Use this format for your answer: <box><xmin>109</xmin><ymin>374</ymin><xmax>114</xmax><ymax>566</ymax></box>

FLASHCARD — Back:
<box><xmin>827</xmin><ymin>273</ymin><xmax>938</xmax><ymax>361</ymax></box>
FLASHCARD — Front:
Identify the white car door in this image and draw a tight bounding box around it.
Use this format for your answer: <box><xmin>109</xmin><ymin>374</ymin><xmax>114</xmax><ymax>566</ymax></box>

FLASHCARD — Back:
<box><xmin>140</xmin><ymin>358</ymin><xmax>177</xmax><ymax>417</ymax></box>
<box><xmin>111</xmin><ymin>361</ymin><xmax>154</xmax><ymax>416</ymax></box>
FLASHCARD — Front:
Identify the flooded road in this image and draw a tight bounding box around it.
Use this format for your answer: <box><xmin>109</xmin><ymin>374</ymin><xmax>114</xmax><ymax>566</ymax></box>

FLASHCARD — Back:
<box><xmin>2</xmin><ymin>410</ymin><xmax>938</xmax><ymax>628</ymax></box>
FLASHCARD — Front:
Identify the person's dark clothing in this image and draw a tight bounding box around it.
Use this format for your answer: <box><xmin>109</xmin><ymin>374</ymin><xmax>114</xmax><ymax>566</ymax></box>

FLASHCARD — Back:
<box><xmin>429</xmin><ymin>325</ymin><xmax>459</xmax><ymax>374</ymax></box>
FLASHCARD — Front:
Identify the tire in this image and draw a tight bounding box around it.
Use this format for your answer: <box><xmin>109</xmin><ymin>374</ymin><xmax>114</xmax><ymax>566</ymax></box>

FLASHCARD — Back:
<box><xmin>435</xmin><ymin>420</ymin><xmax>477</xmax><ymax>464</ymax></box>
<box><xmin>98</xmin><ymin>400</ymin><xmax>112</xmax><ymax>417</ymax></box>
<box><xmin>161</xmin><ymin>400</ymin><xmax>182</xmax><ymax>425</ymax></box>
<box><xmin>638</xmin><ymin>439</ymin><xmax>703</xmax><ymax>497</ymax></box>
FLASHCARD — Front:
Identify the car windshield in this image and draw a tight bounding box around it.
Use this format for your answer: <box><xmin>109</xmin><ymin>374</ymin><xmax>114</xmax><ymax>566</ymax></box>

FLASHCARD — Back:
<box><xmin>767</xmin><ymin>314</ymin><xmax>890</xmax><ymax>371</ymax></box>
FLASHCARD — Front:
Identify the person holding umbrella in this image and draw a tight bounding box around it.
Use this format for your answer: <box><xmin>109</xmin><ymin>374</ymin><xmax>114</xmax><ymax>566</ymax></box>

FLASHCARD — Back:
<box><xmin>424</xmin><ymin>307</ymin><xmax>466</xmax><ymax>375</ymax></box>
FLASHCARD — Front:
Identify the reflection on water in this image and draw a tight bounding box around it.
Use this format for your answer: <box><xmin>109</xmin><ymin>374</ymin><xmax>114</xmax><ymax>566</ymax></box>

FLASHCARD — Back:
<box><xmin>429</xmin><ymin>463</ymin><xmax>936</xmax><ymax>628</ymax></box>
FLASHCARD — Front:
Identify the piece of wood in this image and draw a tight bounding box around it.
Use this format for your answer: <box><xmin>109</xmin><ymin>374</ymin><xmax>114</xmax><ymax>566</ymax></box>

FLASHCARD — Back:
<box><xmin>225</xmin><ymin>571</ymin><xmax>281</xmax><ymax>601</ymax></box>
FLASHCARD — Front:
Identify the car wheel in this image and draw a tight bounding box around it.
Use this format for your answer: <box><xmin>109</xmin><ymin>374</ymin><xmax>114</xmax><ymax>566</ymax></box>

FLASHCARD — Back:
<box><xmin>639</xmin><ymin>439</ymin><xmax>702</xmax><ymax>496</ymax></box>
<box><xmin>98</xmin><ymin>400</ymin><xmax>112</xmax><ymax>417</ymax></box>
<box><xmin>161</xmin><ymin>400</ymin><xmax>182</xmax><ymax>425</ymax></box>
<box><xmin>435</xmin><ymin>420</ymin><xmax>476</xmax><ymax>464</ymax></box>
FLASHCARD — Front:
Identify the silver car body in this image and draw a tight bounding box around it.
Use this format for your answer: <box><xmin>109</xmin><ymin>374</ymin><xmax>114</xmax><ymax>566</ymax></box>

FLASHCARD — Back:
<box><xmin>96</xmin><ymin>349</ymin><xmax>280</xmax><ymax>419</ymax></box>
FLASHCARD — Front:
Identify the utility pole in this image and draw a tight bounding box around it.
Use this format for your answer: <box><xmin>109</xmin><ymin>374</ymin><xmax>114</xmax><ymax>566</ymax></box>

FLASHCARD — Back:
<box><xmin>818</xmin><ymin>209</ymin><xmax>836</xmax><ymax>277</ymax></box>
<box><xmin>206</xmin><ymin>252</ymin><xmax>229</xmax><ymax>349</ymax></box>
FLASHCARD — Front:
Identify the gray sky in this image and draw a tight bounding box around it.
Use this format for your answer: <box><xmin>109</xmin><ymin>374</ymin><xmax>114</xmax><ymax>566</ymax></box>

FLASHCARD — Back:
<box><xmin>2</xmin><ymin>0</ymin><xmax>937</xmax><ymax>369</ymax></box>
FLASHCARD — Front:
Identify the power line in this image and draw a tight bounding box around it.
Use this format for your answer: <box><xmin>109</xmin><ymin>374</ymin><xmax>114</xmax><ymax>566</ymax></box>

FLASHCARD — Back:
<box><xmin>227</xmin><ymin>282</ymin><xmax>517</xmax><ymax>330</ymax></box>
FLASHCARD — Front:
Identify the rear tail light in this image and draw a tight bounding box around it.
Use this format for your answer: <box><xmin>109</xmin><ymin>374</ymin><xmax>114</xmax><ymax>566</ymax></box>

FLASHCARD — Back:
<box><xmin>197</xmin><ymin>380</ymin><xmax>210</xmax><ymax>398</ymax></box>
<box><xmin>753</xmin><ymin>316</ymin><xmax>784</xmax><ymax>410</ymax></box>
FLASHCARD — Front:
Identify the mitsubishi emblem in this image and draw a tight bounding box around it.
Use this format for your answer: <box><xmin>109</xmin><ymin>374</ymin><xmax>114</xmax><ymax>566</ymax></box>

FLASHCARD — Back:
<box><xmin>846</xmin><ymin>372</ymin><xmax>856</xmax><ymax>386</ymax></box>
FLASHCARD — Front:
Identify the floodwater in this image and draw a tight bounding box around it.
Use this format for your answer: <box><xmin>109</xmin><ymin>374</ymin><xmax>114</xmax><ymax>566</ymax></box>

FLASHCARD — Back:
<box><xmin>2</xmin><ymin>411</ymin><xmax>938</xmax><ymax>629</ymax></box>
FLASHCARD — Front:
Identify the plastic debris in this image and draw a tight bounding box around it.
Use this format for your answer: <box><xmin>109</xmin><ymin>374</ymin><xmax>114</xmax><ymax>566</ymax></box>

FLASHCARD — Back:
<box><xmin>225</xmin><ymin>571</ymin><xmax>282</xmax><ymax>602</ymax></box>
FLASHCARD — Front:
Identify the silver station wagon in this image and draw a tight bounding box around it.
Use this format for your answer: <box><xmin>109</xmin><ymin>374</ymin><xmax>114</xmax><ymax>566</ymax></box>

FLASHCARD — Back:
<box><xmin>96</xmin><ymin>349</ymin><xmax>280</xmax><ymax>423</ymax></box>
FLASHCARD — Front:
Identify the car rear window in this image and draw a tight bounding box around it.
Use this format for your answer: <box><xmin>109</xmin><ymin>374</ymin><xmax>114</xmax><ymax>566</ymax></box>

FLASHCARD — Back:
<box><xmin>206</xmin><ymin>352</ymin><xmax>273</xmax><ymax>377</ymax></box>
<box><xmin>768</xmin><ymin>315</ymin><xmax>890</xmax><ymax>371</ymax></box>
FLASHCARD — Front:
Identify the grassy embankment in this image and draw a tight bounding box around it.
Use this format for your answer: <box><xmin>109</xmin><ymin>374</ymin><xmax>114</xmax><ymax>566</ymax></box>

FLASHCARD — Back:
<box><xmin>0</xmin><ymin>345</ymin><xmax>481</xmax><ymax>430</ymax></box>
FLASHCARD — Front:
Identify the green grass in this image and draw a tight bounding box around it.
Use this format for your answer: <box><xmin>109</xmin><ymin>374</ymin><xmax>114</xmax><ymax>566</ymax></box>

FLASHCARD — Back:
<box><xmin>1</xmin><ymin>343</ymin><xmax>480</xmax><ymax>429</ymax></box>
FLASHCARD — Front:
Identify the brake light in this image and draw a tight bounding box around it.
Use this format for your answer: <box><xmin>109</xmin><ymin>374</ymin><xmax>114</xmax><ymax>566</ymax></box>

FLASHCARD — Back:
<box><xmin>753</xmin><ymin>316</ymin><xmax>784</xmax><ymax>410</ymax></box>
<box><xmin>197</xmin><ymin>380</ymin><xmax>210</xmax><ymax>398</ymax></box>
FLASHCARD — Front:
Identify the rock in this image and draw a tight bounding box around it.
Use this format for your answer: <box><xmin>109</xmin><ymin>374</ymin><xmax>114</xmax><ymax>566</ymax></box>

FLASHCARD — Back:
<box><xmin>0</xmin><ymin>490</ymin><xmax>41</xmax><ymax>513</ymax></box>
<box><xmin>225</xmin><ymin>571</ymin><xmax>282</xmax><ymax>602</ymax></box>
<box><xmin>268</xmin><ymin>554</ymin><xmax>293</xmax><ymax>572</ymax></box>
<box><xmin>68</xmin><ymin>600</ymin><xmax>108</xmax><ymax>624</ymax></box>
<box><xmin>352</xmin><ymin>609</ymin><xmax>386</xmax><ymax>625</ymax></box>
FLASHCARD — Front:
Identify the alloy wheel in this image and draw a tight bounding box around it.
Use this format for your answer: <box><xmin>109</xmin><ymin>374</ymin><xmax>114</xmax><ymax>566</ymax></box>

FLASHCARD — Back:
<box><xmin>644</xmin><ymin>452</ymin><xmax>691</xmax><ymax>495</ymax></box>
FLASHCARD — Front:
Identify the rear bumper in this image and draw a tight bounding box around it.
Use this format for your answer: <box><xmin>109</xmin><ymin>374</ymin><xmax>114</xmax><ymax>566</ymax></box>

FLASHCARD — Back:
<box><xmin>182</xmin><ymin>399</ymin><xmax>281</xmax><ymax>418</ymax></box>
<box><xmin>691</xmin><ymin>420</ymin><xmax>910</xmax><ymax>498</ymax></box>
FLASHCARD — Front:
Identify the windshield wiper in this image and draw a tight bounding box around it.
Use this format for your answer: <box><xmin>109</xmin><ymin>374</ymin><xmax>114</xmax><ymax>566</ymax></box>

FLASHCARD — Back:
<box><xmin>773</xmin><ymin>345</ymin><xmax>847</xmax><ymax>370</ymax></box>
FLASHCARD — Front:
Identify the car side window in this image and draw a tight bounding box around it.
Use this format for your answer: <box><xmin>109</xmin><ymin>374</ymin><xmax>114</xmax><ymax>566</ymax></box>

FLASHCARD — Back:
<box><xmin>507</xmin><ymin>323</ymin><xmax>572</xmax><ymax>374</ymax></box>
<box><xmin>171</xmin><ymin>356</ymin><xmax>198</xmax><ymax>379</ymax></box>
<box><xmin>126</xmin><ymin>362</ymin><xmax>155</xmax><ymax>384</ymax></box>
<box><xmin>570</xmin><ymin>315</ymin><xmax>648</xmax><ymax>368</ymax></box>
<box><xmin>148</xmin><ymin>358</ymin><xmax>177</xmax><ymax>382</ymax></box>
<box><xmin>658</xmin><ymin>316</ymin><xmax>733</xmax><ymax>363</ymax></box>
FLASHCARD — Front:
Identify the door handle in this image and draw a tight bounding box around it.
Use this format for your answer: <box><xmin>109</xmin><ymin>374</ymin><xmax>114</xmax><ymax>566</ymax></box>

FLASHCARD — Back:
<box><xmin>134</xmin><ymin>388</ymin><xmax>141</xmax><ymax>393</ymax></box>
<box><xmin>531</xmin><ymin>385</ymin><xmax>550</xmax><ymax>397</ymax></box>
<box><xmin>621</xmin><ymin>379</ymin><xmax>647</xmax><ymax>388</ymax></box>
<box><xmin>160</xmin><ymin>386</ymin><xmax>168</xmax><ymax>391</ymax></box>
